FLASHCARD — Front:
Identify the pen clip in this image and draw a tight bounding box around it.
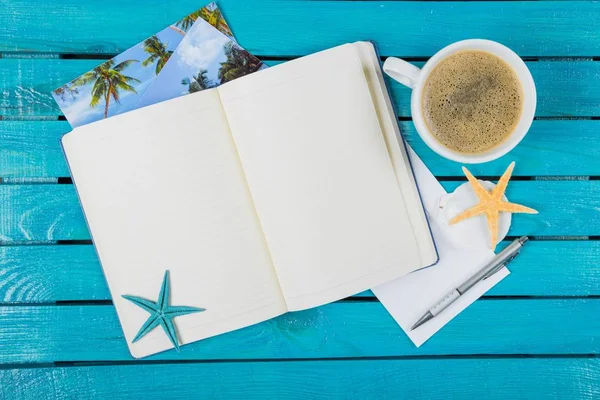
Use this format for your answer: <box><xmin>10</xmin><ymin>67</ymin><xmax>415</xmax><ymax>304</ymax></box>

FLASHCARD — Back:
<box><xmin>483</xmin><ymin>251</ymin><xmax>520</xmax><ymax>280</ymax></box>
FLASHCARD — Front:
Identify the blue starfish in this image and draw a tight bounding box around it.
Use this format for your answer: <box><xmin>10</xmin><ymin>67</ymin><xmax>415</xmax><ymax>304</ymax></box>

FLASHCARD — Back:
<box><xmin>122</xmin><ymin>270</ymin><xmax>205</xmax><ymax>351</ymax></box>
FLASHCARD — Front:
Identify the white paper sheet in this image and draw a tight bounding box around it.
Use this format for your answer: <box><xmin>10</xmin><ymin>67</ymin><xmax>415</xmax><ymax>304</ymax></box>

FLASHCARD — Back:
<box><xmin>372</xmin><ymin>147</ymin><xmax>510</xmax><ymax>347</ymax></box>
<box><xmin>219</xmin><ymin>44</ymin><xmax>431</xmax><ymax>310</ymax></box>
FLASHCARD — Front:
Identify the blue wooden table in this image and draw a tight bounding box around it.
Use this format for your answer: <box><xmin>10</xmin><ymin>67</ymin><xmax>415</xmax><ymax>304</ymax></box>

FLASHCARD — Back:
<box><xmin>1</xmin><ymin>0</ymin><xmax>600</xmax><ymax>398</ymax></box>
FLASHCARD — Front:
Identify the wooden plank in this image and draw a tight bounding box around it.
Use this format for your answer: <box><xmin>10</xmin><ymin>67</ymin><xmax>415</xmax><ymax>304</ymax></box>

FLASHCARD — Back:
<box><xmin>2</xmin><ymin>120</ymin><xmax>600</xmax><ymax>178</ymax></box>
<box><xmin>0</xmin><ymin>184</ymin><xmax>88</xmax><ymax>243</ymax></box>
<box><xmin>0</xmin><ymin>121</ymin><xmax>68</xmax><ymax>178</ymax></box>
<box><xmin>441</xmin><ymin>180</ymin><xmax>600</xmax><ymax>236</ymax></box>
<box><xmin>1</xmin><ymin>1</ymin><xmax>599</xmax><ymax>56</ymax></box>
<box><xmin>3</xmin><ymin>358</ymin><xmax>599</xmax><ymax>399</ymax></box>
<box><xmin>335</xmin><ymin>60</ymin><xmax>600</xmax><ymax>119</ymax></box>
<box><xmin>1</xmin><ymin>181</ymin><xmax>598</xmax><ymax>243</ymax></box>
<box><xmin>3</xmin><ymin>59</ymin><xmax>600</xmax><ymax>118</ymax></box>
<box><xmin>386</xmin><ymin>60</ymin><xmax>600</xmax><ymax>118</ymax></box>
<box><xmin>1</xmin><ymin>241</ymin><xmax>598</xmax><ymax>303</ymax></box>
<box><xmin>0</xmin><ymin>300</ymin><xmax>598</xmax><ymax>363</ymax></box>
<box><xmin>405</xmin><ymin>120</ymin><xmax>600</xmax><ymax>177</ymax></box>
<box><xmin>0</xmin><ymin>59</ymin><xmax>97</xmax><ymax>117</ymax></box>
<box><xmin>0</xmin><ymin>245</ymin><xmax>104</xmax><ymax>302</ymax></box>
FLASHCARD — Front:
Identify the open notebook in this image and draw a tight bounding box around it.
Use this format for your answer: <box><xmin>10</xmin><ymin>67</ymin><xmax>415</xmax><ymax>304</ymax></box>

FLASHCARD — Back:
<box><xmin>62</xmin><ymin>42</ymin><xmax>437</xmax><ymax>358</ymax></box>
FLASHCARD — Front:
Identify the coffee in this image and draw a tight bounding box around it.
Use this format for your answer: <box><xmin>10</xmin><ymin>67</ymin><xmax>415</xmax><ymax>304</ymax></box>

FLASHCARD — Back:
<box><xmin>421</xmin><ymin>50</ymin><xmax>523</xmax><ymax>154</ymax></box>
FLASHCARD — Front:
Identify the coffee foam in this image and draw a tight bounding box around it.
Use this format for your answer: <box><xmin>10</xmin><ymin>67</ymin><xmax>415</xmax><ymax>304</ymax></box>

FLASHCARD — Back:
<box><xmin>421</xmin><ymin>51</ymin><xmax>523</xmax><ymax>154</ymax></box>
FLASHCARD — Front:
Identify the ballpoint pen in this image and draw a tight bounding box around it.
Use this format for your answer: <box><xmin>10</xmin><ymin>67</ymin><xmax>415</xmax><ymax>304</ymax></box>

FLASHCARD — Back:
<box><xmin>410</xmin><ymin>236</ymin><xmax>529</xmax><ymax>331</ymax></box>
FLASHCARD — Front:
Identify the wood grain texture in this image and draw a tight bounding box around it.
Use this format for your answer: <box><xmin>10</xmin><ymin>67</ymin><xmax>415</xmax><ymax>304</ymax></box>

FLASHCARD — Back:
<box><xmin>0</xmin><ymin>121</ymin><xmax>68</xmax><ymax>177</ymax></box>
<box><xmin>1</xmin><ymin>1</ymin><xmax>600</xmax><ymax>56</ymax></box>
<box><xmin>1</xmin><ymin>300</ymin><xmax>598</xmax><ymax>363</ymax></box>
<box><xmin>0</xmin><ymin>59</ymin><xmax>98</xmax><ymax>117</ymax></box>
<box><xmin>1</xmin><ymin>241</ymin><xmax>598</xmax><ymax>303</ymax></box>
<box><xmin>1</xmin><ymin>181</ymin><xmax>597</xmax><ymax>242</ymax></box>
<box><xmin>2</xmin><ymin>120</ymin><xmax>600</xmax><ymax>178</ymax></box>
<box><xmin>404</xmin><ymin>120</ymin><xmax>600</xmax><ymax>177</ymax></box>
<box><xmin>3</xmin><ymin>59</ymin><xmax>600</xmax><ymax>118</ymax></box>
<box><xmin>441</xmin><ymin>180</ymin><xmax>600</xmax><ymax>237</ymax></box>
<box><xmin>0</xmin><ymin>184</ymin><xmax>88</xmax><ymax>243</ymax></box>
<box><xmin>0</xmin><ymin>245</ymin><xmax>104</xmax><ymax>302</ymax></box>
<box><xmin>3</xmin><ymin>358</ymin><xmax>600</xmax><ymax>399</ymax></box>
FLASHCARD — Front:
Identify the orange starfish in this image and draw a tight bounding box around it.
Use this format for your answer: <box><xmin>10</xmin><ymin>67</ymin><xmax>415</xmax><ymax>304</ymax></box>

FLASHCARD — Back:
<box><xmin>450</xmin><ymin>162</ymin><xmax>538</xmax><ymax>251</ymax></box>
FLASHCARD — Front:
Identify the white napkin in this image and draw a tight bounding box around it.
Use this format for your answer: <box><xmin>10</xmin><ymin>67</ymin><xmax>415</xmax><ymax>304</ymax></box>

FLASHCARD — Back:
<box><xmin>372</xmin><ymin>147</ymin><xmax>510</xmax><ymax>346</ymax></box>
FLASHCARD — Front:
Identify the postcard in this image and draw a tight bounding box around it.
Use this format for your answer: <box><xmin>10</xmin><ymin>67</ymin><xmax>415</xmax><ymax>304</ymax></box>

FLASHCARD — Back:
<box><xmin>132</xmin><ymin>17</ymin><xmax>266</xmax><ymax>110</ymax></box>
<box><xmin>52</xmin><ymin>2</ymin><xmax>234</xmax><ymax>128</ymax></box>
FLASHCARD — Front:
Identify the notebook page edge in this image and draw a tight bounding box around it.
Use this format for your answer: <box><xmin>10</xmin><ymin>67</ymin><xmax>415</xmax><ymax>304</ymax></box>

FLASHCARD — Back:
<box><xmin>353</xmin><ymin>41</ymin><xmax>438</xmax><ymax>268</ymax></box>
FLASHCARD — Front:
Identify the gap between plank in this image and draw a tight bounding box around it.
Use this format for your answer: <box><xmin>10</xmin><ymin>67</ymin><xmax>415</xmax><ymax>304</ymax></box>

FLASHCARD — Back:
<box><xmin>3</xmin><ymin>115</ymin><xmax>600</xmax><ymax>122</ymax></box>
<box><xmin>0</xmin><ymin>236</ymin><xmax>597</xmax><ymax>248</ymax></box>
<box><xmin>3</xmin><ymin>52</ymin><xmax>600</xmax><ymax>61</ymax></box>
<box><xmin>0</xmin><ymin>235</ymin><xmax>600</xmax><ymax>247</ymax></box>
<box><xmin>0</xmin><ymin>354</ymin><xmax>598</xmax><ymax>371</ymax></box>
<box><xmin>4</xmin><ymin>176</ymin><xmax>597</xmax><ymax>184</ymax></box>
<box><xmin>2</xmin><ymin>294</ymin><xmax>598</xmax><ymax>308</ymax></box>
<box><xmin>35</xmin><ymin>353</ymin><xmax>600</xmax><ymax>370</ymax></box>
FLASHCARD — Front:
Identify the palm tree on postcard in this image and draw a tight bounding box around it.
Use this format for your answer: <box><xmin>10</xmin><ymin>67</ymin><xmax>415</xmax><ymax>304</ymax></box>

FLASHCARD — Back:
<box><xmin>71</xmin><ymin>59</ymin><xmax>140</xmax><ymax>118</ymax></box>
<box><xmin>173</xmin><ymin>9</ymin><xmax>199</xmax><ymax>33</ymax></box>
<box><xmin>173</xmin><ymin>5</ymin><xmax>233</xmax><ymax>37</ymax></box>
<box><xmin>218</xmin><ymin>43</ymin><xmax>264</xmax><ymax>83</ymax></box>
<box><xmin>142</xmin><ymin>35</ymin><xmax>173</xmax><ymax>75</ymax></box>
<box><xmin>202</xmin><ymin>6</ymin><xmax>232</xmax><ymax>37</ymax></box>
<box><xmin>182</xmin><ymin>69</ymin><xmax>215</xmax><ymax>93</ymax></box>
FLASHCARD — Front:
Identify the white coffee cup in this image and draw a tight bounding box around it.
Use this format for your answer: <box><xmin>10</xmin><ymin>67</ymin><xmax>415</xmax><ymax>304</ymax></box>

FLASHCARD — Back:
<box><xmin>383</xmin><ymin>39</ymin><xmax>536</xmax><ymax>164</ymax></box>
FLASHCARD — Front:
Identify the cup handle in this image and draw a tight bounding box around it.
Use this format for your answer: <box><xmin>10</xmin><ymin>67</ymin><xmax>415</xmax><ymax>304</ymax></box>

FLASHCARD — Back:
<box><xmin>383</xmin><ymin>57</ymin><xmax>421</xmax><ymax>89</ymax></box>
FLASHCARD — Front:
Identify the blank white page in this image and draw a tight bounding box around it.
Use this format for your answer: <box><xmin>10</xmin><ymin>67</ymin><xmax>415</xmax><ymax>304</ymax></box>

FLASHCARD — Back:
<box><xmin>218</xmin><ymin>44</ymin><xmax>422</xmax><ymax>311</ymax></box>
<box><xmin>355</xmin><ymin>42</ymin><xmax>437</xmax><ymax>267</ymax></box>
<box><xmin>62</xmin><ymin>90</ymin><xmax>285</xmax><ymax>358</ymax></box>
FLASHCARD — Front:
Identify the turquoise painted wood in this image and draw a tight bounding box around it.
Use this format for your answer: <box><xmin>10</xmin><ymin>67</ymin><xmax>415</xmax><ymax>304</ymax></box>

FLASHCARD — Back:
<box><xmin>404</xmin><ymin>120</ymin><xmax>600</xmax><ymax>177</ymax></box>
<box><xmin>1</xmin><ymin>241</ymin><xmax>599</xmax><ymax>303</ymax></box>
<box><xmin>0</xmin><ymin>121</ymin><xmax>68</xmax><ymax>178</ymax></box>
<box><xmin>2</xmin><ymin>1</ymin><xmax>600</xmax><ymax>56</ymax></box>
<box><xmin>1</xmin><ymin>0</ymin><xmax>599</xmax><ymax>397</ymax></box>
<box><xmin>1</xmin><ymin>181</ymin><xmax>598</xmax><ymax>243</ymax></box>
<box><xmin>3</xmin><ymin>60</ymin><xmax>600</xmax><ymax>118</ymax></box>
<box><xmin>1</xmin><ymin>300</ymin><xmax>598</xmax><ymax>363</ymax></box>
<box><xmin>0</xmin><ymin>245</ymin><xmax>106</xmax><ymax>302</ymax></box>
<box><xmin>3</xmin><ymin>120</ymin><xmax>600</xmax><ymax>178</ymax></box>
<box><xmin>3</xmin><ymin>359</ymin><xmax>600</xmax><ymax>399</ymax></box>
